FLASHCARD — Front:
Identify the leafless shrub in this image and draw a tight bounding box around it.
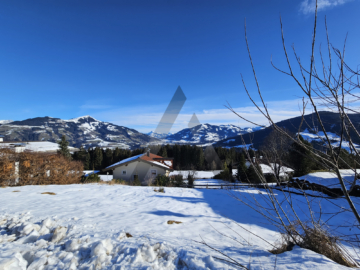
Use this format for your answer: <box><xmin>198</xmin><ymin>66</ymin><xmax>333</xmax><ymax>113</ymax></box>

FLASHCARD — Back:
<box><xmin>0</xmin><ymin>150</ymin><xmax>83</xmax><ymax>186</ymax></box>
<box><xmin>214</xmin><ymin>0</ymin><xmax>360</xmax><ymax>266</ymax></box>
<box><xmin>0</xmin><ymin>148</ymin><xmax>18</xmax><ymax>186</ymax></box>
<box><xmin>154</xmin><ymin>187</ymin><xmax>165</xmax><ymax>193</ymax></box>
<box><xmin>226</xmin><ymin>0</ymin><xmax>360</xmax><ymax>225</ymax></box>
<box><xmin>270</xmin><ymin>223</ymin><xmax>357</xmax><ymax>267</ymax></box>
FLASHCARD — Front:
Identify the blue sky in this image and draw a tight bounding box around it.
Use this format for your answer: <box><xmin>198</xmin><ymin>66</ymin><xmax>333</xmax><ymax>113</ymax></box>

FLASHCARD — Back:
<box><xmin>0</xmin><ymin>0</ymin><xmax>359</xmax><ymax>132</ymax></box>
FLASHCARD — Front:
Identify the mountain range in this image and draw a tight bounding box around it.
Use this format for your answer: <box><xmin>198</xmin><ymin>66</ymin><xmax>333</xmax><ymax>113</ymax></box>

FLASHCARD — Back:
<box><xmin>1</xmin><ymin>112</ymin><xmax>358</xmax><ymax>151</ymax></box>
<box><xmin>214</xmin><ymin>111</ymin><xmax>360</xmax><ymax>151</ymax></box>
<box><xmin>0</xmin><ymin>116</ymin><xmax>159</xmax><ymax>149</ymax></box>
<box><xmin>148</xmin><ymin>124</ymin><xmax>261</xmax><ymax>145</ymax></box>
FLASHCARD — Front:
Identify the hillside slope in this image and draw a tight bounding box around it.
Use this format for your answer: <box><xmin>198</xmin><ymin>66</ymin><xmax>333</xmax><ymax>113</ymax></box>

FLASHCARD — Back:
<box><xmin>214</xmin><ymin>111</ymin><xmax>360</xmax><ymax>149</ymax></box>
<box><xmin>0</xmin><ymin>116</ymin><xmax>159</xmax><ymax>149</ymax></box>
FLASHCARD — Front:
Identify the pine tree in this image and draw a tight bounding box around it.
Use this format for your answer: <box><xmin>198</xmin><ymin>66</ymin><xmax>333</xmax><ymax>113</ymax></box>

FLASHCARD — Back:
<box><xmin>228</xmin><ymin>161</ymin><xmax>233</xmax><ymax>175</ymax></box>
<box><xmin>94</xmin><ymin>147</ymin><xmax>103</xmax><ymax>170</ymax></box>
<box><xmin>58</xmin><ymin>135</ymin><xmax>71</xmax><ymax>159</ymax></box>
<box><xmin>237</xmin><ymin>154</ymin><xmax>247</xmax><ymax>182</ymax></box>
<box><xmin>248</xmin><ymin>148</ymin><xmax>255</xmax><ymax>159</ymax></box>
<box><xmin>104</xmin><ymin>148</ymin><xmax>113</xmax><ymax>168</ymax></box>
<box><xmin>221</xmin><ymin>161</ymin><xmax>232</xmax><ymax>181</ymax></box>
<box><xmin>223</xmin><ymin>161</ymin><xmax>229</xmax><ymax>174</ymax></box>
<box><xmin>289</xmin><ymin>135</ymin><xmax>314</xmax><ymax>177</ymax></box>
<box><xmin>113</xmin><ymin>147</ymin><xmax>121</xmax><ymax>163</ymax></box>
<box><xmin>161</xmin><ymin>147</ymin><xmax>168</xmax><ymax>158</ymax></box>
<box><xmin>246</xmin><ymin>163</ymin><xmax>262</xmax><ymax>183</ymax></box>
<box><xmin>76</xmin><ymin>146</ymin><xmax>90</xmax><ymax>169</ymax></box>
<box><xmin>84</xmin><ymin>152</ymin><xmax>90</xmax><ymax>170</ymax></box>
<box><xmin>197</xmin><ymin>147</ymin><xmax>204</xmax><ymax>170</ymax></box>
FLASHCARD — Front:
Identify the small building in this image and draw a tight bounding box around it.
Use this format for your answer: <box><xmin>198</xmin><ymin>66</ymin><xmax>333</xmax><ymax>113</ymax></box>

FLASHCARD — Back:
<box><xmin>245</xmin><ymin>157</ymin><xmax>294</xmax><ymax>181</ymax></box>
<box><xmin>103</xmin><ymin>151</ymin><xmax>173</xmax><ymax>184</ymax></box>
<box><xmin>12</xmin><ymin>143</ymin><xmax>26</xmax><ymax>153</ymax></box>
<box><xmin>0</xmin><ymin>138</ymin><xmax>79</xmax><ymax>153</ymax></box>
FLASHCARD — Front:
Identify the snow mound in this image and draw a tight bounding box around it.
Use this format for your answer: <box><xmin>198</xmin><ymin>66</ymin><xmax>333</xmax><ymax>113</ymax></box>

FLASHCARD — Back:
<box><xmin>0</xmin><ymin>213</ymin><xmax>237</xmax><ymax>269</ymax></box>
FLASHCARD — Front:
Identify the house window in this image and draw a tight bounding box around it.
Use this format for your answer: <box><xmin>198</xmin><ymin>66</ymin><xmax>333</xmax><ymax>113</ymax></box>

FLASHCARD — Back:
<box><xmin>122</xmin><ymin>170</ymin><xmax>126</xmax><ymax>175</ymax></box>
<box><xmin>151</xmin><ymin>169</ymin><xmax>157</xmax><ymax>176</ymax></box>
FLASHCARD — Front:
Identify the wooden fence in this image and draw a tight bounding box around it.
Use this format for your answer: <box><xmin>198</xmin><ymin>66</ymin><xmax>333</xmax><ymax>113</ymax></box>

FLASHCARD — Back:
<box><xmin>183</xmin><ymin>183</ymin><xmax>271</xmax><ymax>189</ymax></box>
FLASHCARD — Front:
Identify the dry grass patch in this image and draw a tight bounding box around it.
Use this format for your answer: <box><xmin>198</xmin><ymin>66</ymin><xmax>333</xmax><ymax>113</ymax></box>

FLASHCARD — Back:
<box><xmin>154</xmin><ymin>188</ymin><xmax>165</xmax><ymax>193</ymax></box>
<box><xmin>269</xmin><ymin>239</ymin><xmax>295</xmax><ymax>254</ymax></box>
<box><xmin>12</xmin><ymin>190</ymin><xmax>20</xmax><ymax>192</ymax></box>
<box><xmin>41</xmin><ymin>192</ymin><xmax>56</xmax><ymax>195</ymax></box>
<box><xmin>167</xmin><ymin>220</ymin><xmax>182</xmax><ymax>225</ymax></box>
<box><xmin>94</xmin><ymin>179</ymin><xmax>128</xmax><ymax>185</ymax></box>
<box><xmin>269</xmin><ymin>226</ymin><xmax>358</xmax><ymax>268</ymax></box>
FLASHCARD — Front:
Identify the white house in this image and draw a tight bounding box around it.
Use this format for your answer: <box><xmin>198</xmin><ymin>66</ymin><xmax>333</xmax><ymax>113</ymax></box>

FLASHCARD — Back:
<box><xmin>245</xmin><ymin>157</ymin><xmax>294</xmax><ymax>181</ymax></box>
<box><xmin>103</xmin><ymin>152</ymin><xmax>173</xmax><ymax>184</ymax></box>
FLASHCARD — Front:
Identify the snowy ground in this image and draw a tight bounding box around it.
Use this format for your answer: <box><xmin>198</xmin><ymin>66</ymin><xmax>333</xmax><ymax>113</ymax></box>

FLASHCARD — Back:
<box><xmin>1</xmin><ymin>183</ymin><xmax>358</xmax><ymax>269</ymax></box>
<box><xmin>0</xmin><ymin>142</ymin><xmax>78</xmax><ymax>153</ymax></box>
<box><xmin>169</xmin><ymin>171</ymin><xmax>223</xmax><ymax>179</ymax></box>
<box><xmin>298</xmin><ymin>169</ymin><xmax>359</xmax><ymax>189</ymax></box>
<box><xmin>170</xmin><ymin>170</ymin><xmax>238</xmax><ymax>180</ymax></box>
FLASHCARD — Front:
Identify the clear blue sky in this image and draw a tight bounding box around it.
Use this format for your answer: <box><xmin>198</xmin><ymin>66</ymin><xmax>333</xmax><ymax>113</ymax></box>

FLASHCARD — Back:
<box><xmin>0</xmin><ymin>0</ymin><xmax>359</xmax><ymax>132</ymax></box>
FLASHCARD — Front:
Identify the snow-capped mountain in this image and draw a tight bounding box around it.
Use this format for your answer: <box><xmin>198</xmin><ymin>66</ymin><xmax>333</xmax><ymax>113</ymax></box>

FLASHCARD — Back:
<box><xmin>161</xmin><ymin>123</ymin><xmax>261</xmax><ymax>145</ymax></box>
<box><xmin>0</xmin><ymin>116</ymin><xmax>159</xmax><ymax>149</ymax></box>
<box><xmin>0</xmin><ymin>120</ymin><xmax>13</xmax><ymax>125</ymax></box>
<box><xmin>146</xmin><ymin>131</ymin><xmax>172</xmax><ymax>139</ymax></box>
<box><xmin>214</xmin><ymin>111</ymin><xmax>360</xmax><ymax>151</ymax></box>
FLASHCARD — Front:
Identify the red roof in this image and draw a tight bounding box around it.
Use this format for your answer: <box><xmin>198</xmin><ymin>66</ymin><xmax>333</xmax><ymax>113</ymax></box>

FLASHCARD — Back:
<box><xmin>140</xmin><ymin>153</ymin><xmax>163</xmax><ymax>161</ymax></box>
<box><xmin>140</xmin><ymin>153</ymin><xmax>174</xmax><ymax>169</ymax></box>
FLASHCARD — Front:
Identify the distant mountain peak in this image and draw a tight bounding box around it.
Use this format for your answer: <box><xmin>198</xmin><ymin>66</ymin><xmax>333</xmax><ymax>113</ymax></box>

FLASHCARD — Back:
<box><xmin>147</xmin><ymin>131</ymin><xmax>172</xmax><ymax>139</ymax></box>
<box><xmin>0</xmin><ymin>120</ymin><xmax>13</xmax><ymax>125</ymax></box>
<box><xmin>161</xmin><ymin>123</ymin><xmax>257</xmax><ymax>144</ymax></box>
<box><xmin>67</xmin><ymin>115</ymin><xmax>99</xmax><ymax>123</ymax></box>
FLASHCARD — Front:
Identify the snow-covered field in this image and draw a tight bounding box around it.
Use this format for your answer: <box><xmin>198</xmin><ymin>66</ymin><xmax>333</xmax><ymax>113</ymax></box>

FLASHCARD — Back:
<box><xmin>298</xmin><ymin>169</ymin><xmax>359</xmax><ymax>189</ymax></box>
<box><xmin>1</xmin><ymin>183</ymin><xmax>358</xmax><ymax>269</ymax></box>
<box><xmin>0</xmin><ymin>142</ymin><xmax>78</xmax><ymax>153</ymax></box>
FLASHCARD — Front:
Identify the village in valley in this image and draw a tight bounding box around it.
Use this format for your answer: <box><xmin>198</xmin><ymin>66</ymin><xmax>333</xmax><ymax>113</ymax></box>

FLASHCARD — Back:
<box><xmin>1</xmin><ymin>1</ymin><xmax>360</xmax><ymax>269</ymax></box>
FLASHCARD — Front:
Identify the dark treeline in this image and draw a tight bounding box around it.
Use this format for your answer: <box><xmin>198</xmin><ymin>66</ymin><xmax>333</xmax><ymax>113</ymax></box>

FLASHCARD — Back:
<box><xmin>72</xmin><ymin>144</ymin><xmax>246</xmax><ymax>171</ymax></box>
<box><xmin>72</xmin><ymin>147</ymin><xmax>144</xmax><ymax>171</ymax></box>
<box><xmin>72</xmin><ymin>136</ymin><xmax>359</xmax><ymax>180</ymax></box>
<box><xmin>148</xmin><ymin>144</ymin><xmax>244</xmax><ymax>170</ymax></box>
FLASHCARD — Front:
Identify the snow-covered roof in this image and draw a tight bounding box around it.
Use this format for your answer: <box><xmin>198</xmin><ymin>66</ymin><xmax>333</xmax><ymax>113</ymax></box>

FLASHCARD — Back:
<box><xmin>105</xmin><ymin>153</ymin><xmax>173</xmax><ymax>171</ymax></box>
<box><xmin>259</xmin><ymin>163</ymin><xmax>294</xmax><ymax>176</ymax></box>
<box><xmin>149</xmin><ymin>161</ymin><xmax>171</xmax><ymax>169</ymax></box>
<box><xmin>298</xmin><ymin>169</ymin><xmax>358</xmax><ymax>189</ymax></box>
<box><xmin>105</xmin><ymin>153</ymin><xmax>144</xmax><ymax>169</ymax></box>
